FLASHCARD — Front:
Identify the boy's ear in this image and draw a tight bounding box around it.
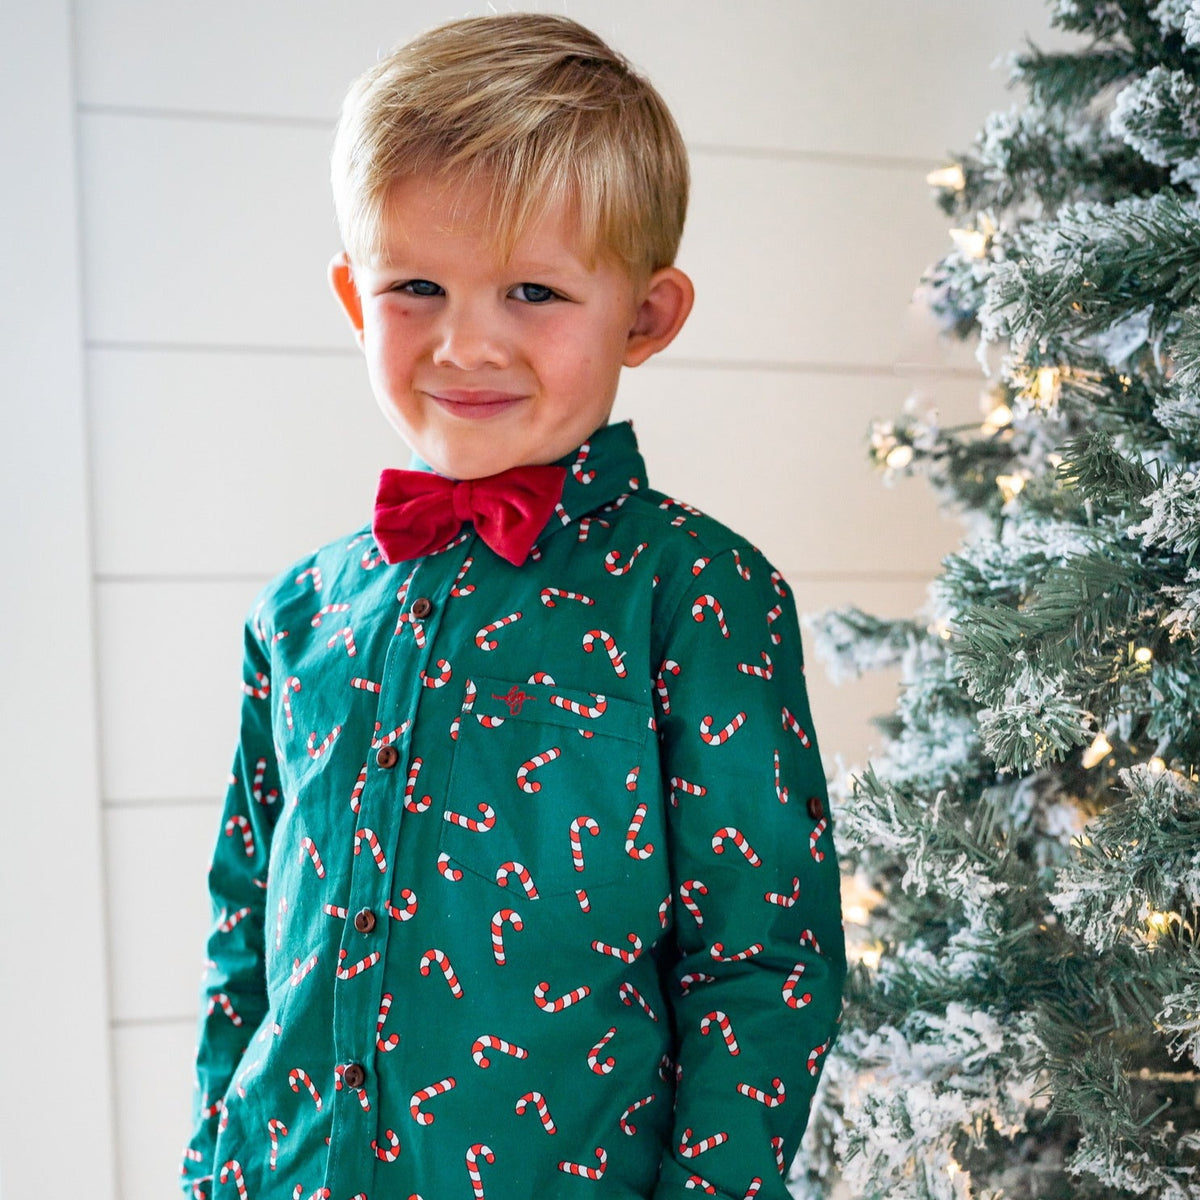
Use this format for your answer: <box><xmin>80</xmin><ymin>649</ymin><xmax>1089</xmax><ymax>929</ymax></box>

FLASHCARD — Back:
<box><xmin>623</xmin><ymin>266</ymin><xmax>694</xmax><ymax>368</ymax></box>
<box><xmin>328</xmin><ymin>252</ymin><xmax>365</xmax><ymax>348</ymax></box>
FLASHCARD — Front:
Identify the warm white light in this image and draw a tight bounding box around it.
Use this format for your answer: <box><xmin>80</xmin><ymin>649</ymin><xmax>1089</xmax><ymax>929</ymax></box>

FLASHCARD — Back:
<box><xmin>1047</xmin><ymin>452</ymin><xmax>1064</xmax><ymax>469</ymax></box>
<box><xmin>981</xmin><ymin>404</ymin><xmax>1014</xmax><ymax>435</ymax></box>
<box><xmin>886</xmin><ymin>445</ymin><xmax>915</xmax><ymax>469</ymax></box>
<box><xmin>1032</xmin><ymin>366</ymin><xmax>1062</xmax><ymax>408</ymax></box>
<box><xmin>950</xmin><ymin>227</ymin><xmax>988</xmax><ymax>259</ymax></box>
<box><xmin>927</xmin><ymin>164</ymin><xmax>966</xmax><ymax>191</ymax></box>
<box><xmin>860</xmin><ymin>947</ymin><xmax>883</xmax><ymax>970</ymax></box>
<box><xmin>1149</xmin><ymin>757</ymin><xmax>1167</xmax><ymax>775</ymax></box>
<box><xmin>844</xmin><ymin>904</ymin><xmax>872</xmax><ymax>926</ymax></box>
<box><xmin>996</xmin><ymin>473</ymin><xmax>1026</xmax><ymax>503</ymax></box>
<box><xmin>1082</xmin><ymin>733</ymin><xmax>1113</xmax><ymax>769</ymax></box>
<box><xmin>1134</xmin><ymin>646</ymin><xmax>1154</xmax><ymax>664</ymax></box>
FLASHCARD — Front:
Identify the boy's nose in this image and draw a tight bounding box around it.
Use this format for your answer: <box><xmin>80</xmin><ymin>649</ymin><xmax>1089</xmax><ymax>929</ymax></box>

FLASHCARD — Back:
<box><xmin>431</xmin><ymin>303</ymin><xmax>509</xmax><ymax>371</ymax></box>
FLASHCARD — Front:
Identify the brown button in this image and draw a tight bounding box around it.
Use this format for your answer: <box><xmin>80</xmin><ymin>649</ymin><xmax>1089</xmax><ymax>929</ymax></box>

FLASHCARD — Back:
<box><xmin>342</xmin><ymin>1062</ymin><xmax>365</xmax><ymax>1089</ymax></box>
<box><xmin>806</xmin><ymin>795</ymin><xmax>826</xmax><ymax>821</ymax></box>
<box><xmin>353</xmin><ymin>908</ymin><xmax>377</xmax><ymax>934</ymax></box>
<box><xmin>410</xmin><ymin>596</ymin><xmax>433</xmax><ymax>619</ymax></box>
<box><xmin>376</xmin><ymin>744</ymin><xmax>400</xmax><ymax>770</ymax></box>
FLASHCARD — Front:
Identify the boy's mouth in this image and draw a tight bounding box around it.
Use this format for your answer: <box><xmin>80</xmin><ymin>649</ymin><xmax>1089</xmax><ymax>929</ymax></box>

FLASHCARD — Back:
<box><xmin>429</xmin><ymin>390</ymin><xmax>526</xmax><ymax>418</ymax></box>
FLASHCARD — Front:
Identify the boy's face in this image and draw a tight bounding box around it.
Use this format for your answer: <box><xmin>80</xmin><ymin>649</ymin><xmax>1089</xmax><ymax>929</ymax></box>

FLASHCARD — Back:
<box><xmin>330</xmin><ymin>172</ymin><xmax>692</xmax><ymax>480</ymax></box>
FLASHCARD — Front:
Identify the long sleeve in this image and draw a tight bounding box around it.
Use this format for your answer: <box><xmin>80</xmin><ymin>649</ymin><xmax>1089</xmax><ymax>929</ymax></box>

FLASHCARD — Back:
<box><xmin>181</xmin><ymin>607</ymin><xmax>280</xmax><ymax>1198</ymax></box>
<box><xmin>652</xmin><ymin>545</ymin><xmax>846</xmax><ymax>1199</ymax></box>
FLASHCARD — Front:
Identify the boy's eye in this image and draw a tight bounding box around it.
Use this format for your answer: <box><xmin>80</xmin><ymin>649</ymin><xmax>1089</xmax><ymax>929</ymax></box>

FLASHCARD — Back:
<box><xmin>511</xmin><ymin>283</ymin><xmax>559</xmax><ymax>304</ymax></box>
<box><xmin>396</xmin><ymin>279</ymin><xmax>443</xmax><ymax>297</ymax></box>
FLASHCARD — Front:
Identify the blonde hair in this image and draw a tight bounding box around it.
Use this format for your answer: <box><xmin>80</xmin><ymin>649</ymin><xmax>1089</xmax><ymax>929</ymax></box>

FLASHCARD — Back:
<box><xmin>331</xmin><ymin>13</ymin><xmax>689</xmax><ymax>277</ymax></box>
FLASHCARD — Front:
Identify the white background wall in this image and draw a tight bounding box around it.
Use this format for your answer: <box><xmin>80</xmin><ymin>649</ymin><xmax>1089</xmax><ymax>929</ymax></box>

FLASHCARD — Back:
<box><xmin>4</xmin><ymin>3</ymin><xmax>1059</xmax><ymax>1196</ymax></box>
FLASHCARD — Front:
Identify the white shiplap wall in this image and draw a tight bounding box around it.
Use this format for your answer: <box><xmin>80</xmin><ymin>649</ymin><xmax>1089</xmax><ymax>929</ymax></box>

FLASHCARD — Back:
<box><xmin>40</xmin><ymin>3</ymin><xmax>1062</xmax><ymax>1196</ymax></box>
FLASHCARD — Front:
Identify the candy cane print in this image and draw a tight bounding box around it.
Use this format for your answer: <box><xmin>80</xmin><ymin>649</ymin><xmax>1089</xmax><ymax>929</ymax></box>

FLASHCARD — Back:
<box><xmin>577</xmin><ymin>515</ymin><xmax>610</xmax><ymax>542</ymax></box>
<box><xmin>325</xmin><ymin>626</ymin><xmax>357</xmax><ymax>657</ymax></box>
<box><xmin>527</xmin><ymin>670</ymin><xmax>556</xmax><ymax>686</ymax></box>
<box><xmin>710</xmin><ymin>941</ymin><xmax>764</xmax><ymax>963</ymax></box>
<box><xmin>540</xmin><ymin>587</ymin><xmax>595</xmax><ymax>607</ymax></box>
<box><xmin>810</xmin><ymin>816</ymin><xmax>829</xmax><ymax>862</ymax></box>
<box><xmin>372</xmin><ymin>1128</ymin><xmax>401</xmax><ymax>1163</ymax></box>
<box><xmin>496</xmin><ymin>861</ymin><xmax>539</xmax><ymax>898</ymax></box>
<box><xmin>515</xmin><ymin>1091</ymin><xmax>557</xmax><ymax>1133</ymax></box>
<box><xmin>533</xmin><ymin>980</ymin><xmax>590</xmax><ymax>1012</ymax></box>
<box><xmin>336</xmin><ymin>948</ymin><xmax>381</xmax><ymax>981</ymax></box>
<box><xmin>691</xmin><ymin>594</ymin><xmax>730</xmax><ymax>637</ymax></box>
<box><xmin>548</xmin><ymin>691</ymin><xmax>607</xmax><ymax>719</ymax></box>
<box><xmin>299</xmin><ymin>837</ymin><xmax>325</xmax><ymax>878</ymax></box>
<box><xmin>217</xmin><ymin>906</ymin><xmax>251</xmax><ymax>933</ymax></box>
<box><xmin>242</xmin><ymin>671</ymin><xmax>270</xmax><ymax>700</ymax></box>
<box><xmin>690</xmin><ymin>556</ymin><xmax>711</xmax><ymax>577</ymax></box>
<box><xmin>251</xmin><ymin>757</ymin><xmax>278</xmax><ymax>805</ymax></box>
<box><xmin>437</xmin><ymin>853</ymin><xmax>463</xmax><ymax>882</ymax></box>
<box><xmin>765</xmin><ymin>876</ymin><xmax>801</xmax><ymax>908</ymax></box>
<box><xmin>736</xmin><ymin>1077</ymin><xmax>786</xmax><ymax>1107</ymax></box>
<box><xmin>654</xmin><ymin>660</ymin><xmax>681</xmax><ymax>714</ymax></box>
<box><xmin>669</xmin><ymin>776</ymin><xmax>707</xmax><ymax>806</ymax></box>
<box><xmin>419</xmin><ymin>948</ymin><xmax>463</xmax><ymax>997</ymax></box>
<box><xmin>558</xmin><ymin>1148</ymin><xmax>607</xmax><ymax>1180</ymax></box>
<box><xmin>476</xmin><ymin>713</ymin><xmax>505</xmax><ymax>729</ymax></box>
<box><xmin>290</xmin><ymin>953</ymin><xmax>318</xmax><ymax>986</ymax></box>
<box><xmin>450</xmin><ymin>555</ymin><xmax>476</xmax><ymax>596</ymax></box>
<box><xmin>490</xmin><ymin>908</ymin><xmax>524</xmax><ymax>965</ymax></box>
<box><xmin>377</xmin><ymin>993</ymin><xmax>399</xmax><ymax>1051</ymax></box>
<box><xmin>275</xmin><ymin>896</ymin><xmax>287</xmax><ymax>950</ymax></box>
<box><xmin>618</xmin><ymin>981</ymin><xmax>660</xmax><ymax>1022</ymax></box>
<box><xmin>582</xmin><ymin>629</ymin><xmax>627</xmax><ymax>677</ymax></box>
<box><xmin>218</xmin><ymin>1160</ymin><xmax>249</xmax><ymax>1200</ymax></box>
<box><xmin>808</xmin><ymin>1037</ymin><xmax>831</xmax><ymax>1076</ymax></box>
<box><xmin>773</xmin><ymin>748</ymin><xmax>789</xmax><ymax>805</ymax></box>
<box><xmin>684</xmin><ymin>1176</ymin><xmax>716</xmax><ymax>1194</ymax></box>
<box><xmin>306</xmin><ymin>725</ymin><xmax>342</xmax><ymax>759</ymax></box>
<box><xmin>658</xmin><ymin>892</ymin><xmax>672</xmax><ymax>929</ymax></box>
<box><xmin>591</xmin><ymin>932</ymin><xmax>643</xmax><ymax>962</ymax></box>
<box><xmin>575</xmin><ymin>889</ymin><xmax>590</xmax><ymax>912</ymax></box>
<box><xmin>587</xmin><ymin>1026</ymin><xmax>618</xmax><ymax>1074</ymax></box>
<box><xmin>619</xmin><ymin>1093</ymin><xmax>655</xmax><ymax>1135</ymax></box>
<box><xmin>311</xmin><ymin>603</ymin><xmax>350</xmax><ymax>628</ymax></box>
<box><xmin>224</xmin><ymin>815</ymin><xmax>255</xmax><ymax>857</ymax></box>
<box><xmin>680</xmin><ymin>972</ymin><xmax>715</xmax><ymax>995</ymax></box>
<box><xmin>349</xmin><ymin>762</ymin><xmax>367</xmax><ymax>814</ymax></box>
<box><xmin>766</xmin><ymin>604</ymin><xmax>783</xmax><ymax>645</ymax></box>
<box><xmin>443</xmin><ymin>802</ymin><xmax>497</xmax><ymax>832</ymax></box>
<box><xmin>679</xmin><ymin>1128</ymin><xmax>730</xmax><ymax>1157</ymax></box>
<box><xmin>354</xmin><ymin>827</ymin><xmax>387</xmax><ymax>872</ymax></box>
<box><xmin>625</xmin><ymin>802</ymin><xmax>655</xmax><ymax>860</ymax></box>
<box><xmin>770</xmin><ymin>1135</ymin><xmax>786</xmax><ymax>1174</ymax></box>
<box><xmin>475</xmin><ymin>611</ymin><xmax>522</xmax><ymax>651</ymax></box>
<box><xmin>700</xmin><ymin>1011</ymin><xmax>740</xmax><ymax>1055</ymax></box>
<box><xmin>420</xmin><ymin>658</ymin><xmax>452</xmax><ymax>688</ymax></box>
<box><xmin>471</xmin><ymin>1033</ymin><xmax>529</xmax><ymax>1068</ymax></box>
<box><xmin>680</xmin><ymin>880</ymin><xmax>708</xmax><ymax>926</ymax></box>
<box><xmin>659</xmin><ymin>496</ymin><xmax>705</xmax><ymax>518</ymax></box>
<box><xmin>267</xmin><ymin>1118</ymin><xmax>288</xmax><ymax>1170</ymax></box>
<box><xmin>572</xmin><ymin>439</ymin><xmax>596</xmax><ymax>484</ymax></box>
<box><xmin>798</xmin><ymin>928</ymin><xmax>822</xmax><ymax>954</ymax></box>
<box><xmin>451</xmin><ymin>679</ymin><xmax>477</xmax><ymax>741</ymax></box>
<box><xmin>516</xmin><ymin>747</ymin><xmax>562</xmax><ymax>793</ymax></box>
<box><xmin>386</xmin><ymin>888</ymin><xmax>418</xmax><ymax>922</ymax></box>
<box><xmin>743</xmin><ymin>1179</ymin><xmax>764</xmax><ymax>1200</ymax></box>
<box><xmin>781</xmin><ymin>706</ymin><xmax>811</xmax><ymax>747</ymax></box>
<box><xmin>402</xmin><ymin>757</ymin><xmax>431</xmax><ymax>813</ymax></box>
<box><xmin>394</xmin><ymin>611</ymin><xmax>427</xmax><ymax>647</ymax></box>
<box><xmin>291</xmin><ymin>1189</ymin><xmax>330</xmax><ymax>1200</ymax></box>
<box><xmin>465</xmin><ymin>1144</ymin><xmax>495</xmax><ymax>1199</ymax></box>
<box><xmin>569</xmin><ymin>817</ymin><xmax>599</xmax><ymax>871</ymax></box>
<box><xmin>372</xmin><ymin>719</ymin><xmax>410</xmax><ymax>749</ymax></box>
<box><xmin>207</xmin><ymin>992</ymin><xmax>242</xmax><ymax>1026</ymax></box>
<box><xmin>699</xmin><ymin>710</ymin><xmax>748</xmax><ymax>745</ymax></box>
<box><xmin>360</xmin><ymin>545</ymin><xmax>382</xmax><ymax>570</ymax></box>
<box><xmin>712</xmin><ymin>827</ymin><xmax>762</xmax><ymax>866</ymax></box>
<box><xmin>334</xmin><ymin>1063</ymin><xmax>371</xmax><ymax>1112</ymax></box>
<box><xmin>604</xmin><ymin>542</ymin><xmax>649</xmax><ymax>576</ymax></box>
<box><xmin>731</xmin><ymin>548</ymin><xmax>752</xmax><ymax>581</ymax></box>
<box><xmin>410</xmin><ymin>1076</ymin><xmax>456</xmax><ymax>1124</ymax></box>
<box><xmin>782</xmin><ymin>964</ymin><xmax>812</xmax><ymax>1009</ymax></box>
<box><xmin>288</xmin><ymin>1068</ymin><xmax>322</xmax><ymax>1110</ymax></box>
<box><xmin>736</xmin><ymin>651</ymin><xmax>773</xmax><ymax>680</ymax></box>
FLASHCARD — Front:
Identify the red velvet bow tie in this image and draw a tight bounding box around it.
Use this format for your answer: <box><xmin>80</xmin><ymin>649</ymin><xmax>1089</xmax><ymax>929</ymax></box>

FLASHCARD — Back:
<box><xmin>372</xmin><ymin>463</ymin><xmax>568</xmax><ymax>567</ymax></box>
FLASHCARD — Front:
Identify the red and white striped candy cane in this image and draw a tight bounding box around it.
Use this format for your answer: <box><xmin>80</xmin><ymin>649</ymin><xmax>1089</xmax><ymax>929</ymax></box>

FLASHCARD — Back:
<box><xmin>591</xmin><ymin>932</ymin><xmax>642</xmax><ymax>962</ymax></box>
<box><xmin>618</xmin><ymin>981</ymin><xmax>659</xmax><ymax>1022</ymax></box>
<box><xmin>548</xmin><ymin>691</ymin><xmax>607</xmax><ymax>719</ymax></box>
<box><xmin>451</xmin><ymin>556</ymin><xmax>476</xmax><ymax>596</ymax></box>
<box><xmin>711</xmin><ymin>827</ymin><xmax>762</xmax><ymax>866</ymax></box>
<box><xmin>736</xmin><ymin>651</ymin><xmax>773</xmax><ymax>680</ymax></box>
<box><xmin>465</xmin><ymin>1144</ymin><xmax>494</xmax><ymax>1199</ymax></box>
<box><xmin>437</xmin><ymin>852</ymin><xmax>463</xmax><ymax>881</ymax></box>
<box><xmin>773</xmin><ymin>748</ymin><xmax>789</xmax><ymax>805</ymax></box>
<box><xmin>354</xmin><ymin>827</ymin><xmax>387</xmax><ymax>872</ymax></box>
<box><xmin>450</xmin><ymin>679</ymin><xmax>477</xmax><ymax>741</ymax></box>
<box><xmin>310</xmin><ymin>603</ymin><xmax>349</xmax><ymax>628</ymax></box>
<box><xmin>267</xmin><ymin>1118</ymin><xmax>288</xmax><ymax>1170</ymax></box>
<box><xmin>764</xmin><ymin>876</ymin><xmax>801</xmax><ymax>907</ymax></box>
<box><xmin>377</xmin><ymin>993</ymin><xmax>399</xmax><ymax>1052</ymax></box>
<box><xmin>808</xmin><ymin>1037</ymin><xmax>830</xmax><ymax>1076</ymax></box>
<box><xmin>558</xmin><ymin>1148</ymin><xmax>607</xmax><ymax>1180</ymax></box>
<box><xmin>219</xmin><ymin>1160</ymin><xmax>249</xmax><ymax>1200</ymax></box>
<box><xmin>496</xmin><ymin>861</ymin><xmax>539</xmax><ymax>898</ymax></box>
<box><xmin>372</xmin><ymin>719</ymin><xmax>410</xmax><ymax>749</ymax></box>
<box><xmin>669</xmin><ymin>776</ymin><xmax>707</xmax><ymax>805</ymax></box>
<box><xmin>515</xmin><ymin>1091</ymin><xmax>556</xmax><ymax>1133</ymax></box>
<box><xmin>582</xmin><ymin>629</ymin><xmax>627</xmax><ymax>677</ymax></box>
<box><xmin>419</xmin><ymin>947</ymin><xmax>463</xmax><ymax>997</ymax></box>
<box><xmin>732</xmin><ymin>548</ymin><xmax>752</xmax><ymax>580</ymax></box>
<box><xmin>699</xmin><ymin>710</ymin><xmax>748</xmax><ymax>745</ymax></box>
<box><xmin>386</xmin><ymin>888</ymin><xmax>418</xmax><ymax>922</ymax></box>
<box><xmin>604</xmin><ymin>542</ymin><xmax>648</xmax><ymax>576</ymax></box>
<box><xmin>360</xmin><ymin>546</ymin><xmax>382</xmax><ymax>570</ymax></box>
<box><xmin>658</xmin><ymin>892</ymin><xmax>672</xmax><ymax>928</ymax></box>
<box><xmin>587</xmin><ymin>1026</ymin><xmax>618</xmax><ymax>1074</ymax></box>
<box><xmin>326</xmin><ymin>625</ymin><xmax>357</xmax><ymax>657</ymax></box>
<box><xmin>691</xmin><ymin>594</ymin><xmax>730</xmax><ymax>637</ymax></box>
<box><xmin>781</xmin><ymin>706</ymin><xmax>811</xmax><ymax>747</ymax></box>
<box><xmin>299</xmin><ymin>837</ymin><xmax>325</xmax><ymax>878</ymax></box>
<box><xmin>679</xmin><ymin>1128</ymin><xmax>729</xmax><ymax>1158</ymax></box>
<box><xmin>394</xmin><ymin>611</ymin><xmax>426</xmax><ymax>647</ymax></box>
<box><xmin>655</xmin><ymin>659</ymin><xmax>681</xmax><ymax>714</ymax></box>
<box><xmin>242</xmin><ymin>671</ymin><xmax>270</xmax><ymax>700</ymax></box>
<box><xmin>577</xmin><ymin>515</ymin><xmax>610</xmax><ymax>541</ymax></box>
<box><xmin>700</xmin><ymin>1011</ymin><xmax>739</xmax><ymax>1055</ymax></box>
<box><xmin>251</xmin><ymin>757</ymin><xmax>278</xmax><ymax>805</ymax></box>
<box><xmin>291</xmin><ymin>1188</ymin><xmax>330</xmax><ymax>1200</ymax></box>
<box><xmin>743</xmin><ymin>1179</ymin><xmax>764</xmax><ymax>1200</ymax></box>
<box><xmin>572</xmin><ymin>439</ymin><xmax>596</xmax><ymax>484</ymax></box>
<box><xmin>334</xmin><ymin>1063</ymin><xmax>371</xmax><ymax>1111</ymax></box>
<box><xmin>410</xmin><ymin>1076</ymin><xmax>456</xmax><ymax>1125</ymax></box>
<box><xmin>349</xmin><ymin>761</ymin><xmax>367</xmax><ymax>814</ymax></box>
<box><xmin>736</xmin><ymin>1077</ymin><xmax>786</xmax><ymax>1106</ymax></box>
<box><xmin>710</xmin><ymin>941</ymin><xmax>764</xmax><ymax>963</ymax></box>
<box><xmin>294</xmin><ymin>565</ymin><xmax>322</xmax><ymax>592</ymax></box>
<box><xmin>475</xmin><ymin>611</ymin><xmax>522</xmax><ymax>651</ymax></box>
<box><xmin>516</xmin><ymin>747</ymin><xmax>561</xmax><ymax>793</ymax></box>
<box><xmin>569</xmin><ymin>817</ymin><xmax>599</xmax><ymax>871</ymax></box>
<box><xmin>290</xmin><ymin>953</ymin><xmax>318</xmax><ymax>986</ymax></box>
<box><xmin>810</xmin><ymin>817</ymin><xmax>829</xmax><ymax>861</ymax></box>
<box><xmin>540</xmin><ymin>587</ymin><xmax>595</xmax><ymax>607</ymax></box>
<box><xmin>770</xmin><ymin>1136</ymin><xmax>786</xmax><ymax>1174</ymax></box>
<box><xmin>402</xmin><ymin>757</ymin><xmax>430</xmax><ymax>813</ymax></box>
<box><xmin>533</xmin><ymin>980</ymin><xmax>591</xmax><ymax>1012</ymax></box>
<box><xmin>659</xmin><ymin>496</ymin><xmax>704</xmax><ymax>517</ymax></box>
<box><xmin>680</xmin><ymin>880</ymin><xmax>708</xmax><ymax>926</ymax></box>
<box><xmin>288</xmin><ymin>1068</ymin><xmax>322</xmax><ymax>1110</ymax></box>
<box><xmin>490</xmin><ymin>908</ymin><xmax>524</xmax><ymax>965</ymax></box>
<box><xmin>443</xmin><ymin>801</ymin><xmax>496</xmax><ymax>832</ymax></box>
<box><xmin>471</xmin><ymin>1034</ymin><xmax>528</xmax><ymax>1068</ymax></box>
<box><xmin>766</xmin><ymin>604</ymin><xmax>783</xmax><ymax>645</ymax></box>
<box><xmin>782</xmin><ymin>964</ymin><xmax>812</xmax><ymax>1009</ymax></box>
<box><xmin>619</xmin><ymin>1093</ymin><xmax>655</xmax><ymax>1135</ymax></box>
<box><xmin>372</xmin><ymin>1128</ymin><xmax>400</xmax><ymax>1163</ymax></box>
<box><xmin>306</xmin><ymin>725</ymin><xmax>342</xmax><ymax>759</ymax></box>
<box><xmin>575</xmin><ymin>888</ymin><xmax>590</xmax><ymax>911</ymax></box>
<box><xmin>798</xmin><ymin>928</ymin><xmax>822</xmax><ymax>953</ymax></box>
<box><xmin>217</xmin><ymin>906</ymin><xmax>250</xmax><ymax>933</ymax></box>
<box><xmin>207</xmin><ymin>992</ymin><xmax>242</xmax><ymax>1026</ymax></box>
<box><xmin>224</xmin><ymin>815</ymin><xmax>255</xmax><ymax>857</ymax></box>
<box><xmin>691</xmin><ymin>556</ymin><xmax>711</xmax><ymax>576</ymax></box>
<box><xmin>684</xmin><ymin>1175</ymin><xmax>716</xmax><ymax>1194</ymax></box>
<box><xmin>624</xmin><ymin>802</ymin><xmax>654</xmax><ymax>860</ymax></box>
<box><xmin>336</xmin><ymin>949</ymin><xmax>381</xmax><ymax>980</ymax></box>
<box><xmin>420</xmin><ymin>658</ymin><xmax>452</xmax><ymax>688</ymax></box>
<box><xmin>528</xmin><ymin>670</ymin><xmax>556</xmax><ymax>685</ymax></box>
<box><xmin>476</xmin><ymin>713</ymin><xmax>505</xmax><ymax>729</ymax></box>
<box><xmin>680</xmin><ymin>972</ymin><xmax>715</xmax><ymax>995</ymax></box>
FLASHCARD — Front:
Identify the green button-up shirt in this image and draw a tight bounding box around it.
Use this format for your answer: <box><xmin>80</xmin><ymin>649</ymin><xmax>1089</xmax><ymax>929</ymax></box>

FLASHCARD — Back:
<box><xmin>183</xmin><ymin>420</ymin><xmax>845</xmax><ymax>1200</ymax></box>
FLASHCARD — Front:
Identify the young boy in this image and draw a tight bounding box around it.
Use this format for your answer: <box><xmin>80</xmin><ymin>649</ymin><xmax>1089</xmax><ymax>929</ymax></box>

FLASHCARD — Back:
<box><xmin>183</xmin><ymin>14</ymin><xmax>845</xmax><ymax>1200</ymax></box>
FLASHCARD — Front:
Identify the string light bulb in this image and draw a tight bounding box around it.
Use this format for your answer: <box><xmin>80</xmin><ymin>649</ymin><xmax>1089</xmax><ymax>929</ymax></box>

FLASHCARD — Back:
<box><xmin>1082</xmin><ymin>732</ymin><xmax>1113</xmax><ymax>769</ymax></box>
<box><xmin>886</xmin><ymin>444</ymin><xmax>914</xmax><ymax>470</ymax></box>
<box><xmin>927</xmin><ymin>164</ymin><xmax>966</xmax><ymax>191</ymax></box>
<box><xmin>1030</xmin><ymin>366</ymin><xmax>1062</xmax><ymax>409</ymax></box>
<box><xmin>1134</xmin><ymin>646</ymin><xmax>1154</xmax><ymax>664</ymax></box>
<box><xmin>981</xmin><ymin>403</ymin><xmax>1013</xmax><ymax>435</ymax></box>
<box><xmin>950</xmin><ymin>225</ymin><xmax>989</xmax><ymax>259</ymax></box>
<box><xmin>1148</xmin><ymin>757</ymin><xmax>1167</xmax><ymax>775</ymax></box>
<box><xmin>996</xmin><ymin>473</ymin><xmax>1027</xmax><ymax>504</ymax></box>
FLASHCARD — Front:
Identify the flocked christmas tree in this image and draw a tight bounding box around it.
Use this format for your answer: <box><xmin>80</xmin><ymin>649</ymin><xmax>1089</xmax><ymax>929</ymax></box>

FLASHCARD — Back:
<box><xmin>796</xmin><ymin>3</ymin><xmax>1200</xmax><ymax>1197</ymax></box>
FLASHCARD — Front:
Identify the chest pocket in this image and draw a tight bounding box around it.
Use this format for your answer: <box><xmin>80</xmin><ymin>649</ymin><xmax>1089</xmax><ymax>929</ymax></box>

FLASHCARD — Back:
<box><xmin>440</xmin><ymin>675</ymin><xmax>656</xmax><ymax>899</ymax></box>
